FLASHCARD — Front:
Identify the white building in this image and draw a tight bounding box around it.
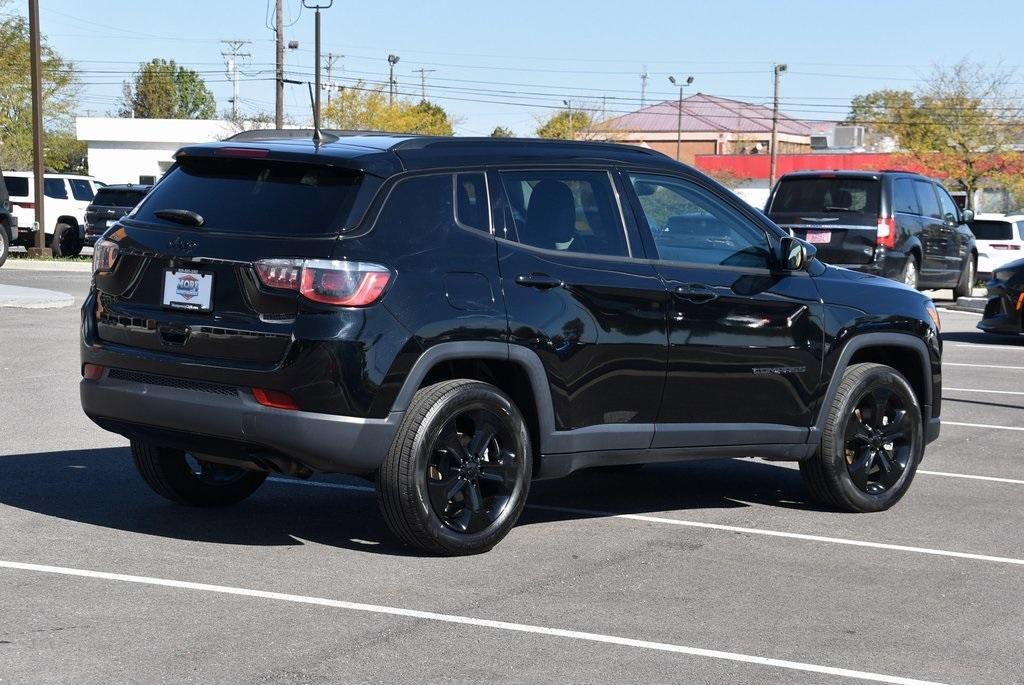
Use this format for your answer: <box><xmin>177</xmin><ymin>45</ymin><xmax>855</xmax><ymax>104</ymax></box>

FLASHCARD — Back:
<box><xmin>75</xmin><ymin>117</ymin><xmax>241</xmax><ymax>184</ymax></box>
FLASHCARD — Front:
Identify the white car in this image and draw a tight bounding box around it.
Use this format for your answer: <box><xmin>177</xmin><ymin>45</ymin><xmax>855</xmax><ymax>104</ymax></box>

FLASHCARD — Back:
<box><xmin>970</xmin><ymin>213</ymin><xmax>1024</xmax><ymax>279</ymax></box>
<box><xmin>2</xmin><ymin>171</ymin><xmax>101</xmax><ymax>256</ymax></box>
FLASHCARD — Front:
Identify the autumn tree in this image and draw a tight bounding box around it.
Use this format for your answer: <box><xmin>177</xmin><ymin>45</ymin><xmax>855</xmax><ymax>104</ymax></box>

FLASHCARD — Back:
<box><xmin>0</xmin><ymin>1</ymin><xmax>82</xmax><ymax>171</ymax></box>
<box><xmin>120</xmin><ymin>59</ymin><xmax>217</xmax><ymax>119</ymax></box>
<box><xmin>535</xmin><ymin>108</ymin><xmax>594</xmax><ymax>140</ymax></box>
<box><xmin>322</xmin><ymin>82</ymin><xmax>453</xmax><ymax>135</ymax></box>
<box><xmin>490</xmin><ymin>126</ymin><xmax>514</xmax><ymax>137</ymax></box>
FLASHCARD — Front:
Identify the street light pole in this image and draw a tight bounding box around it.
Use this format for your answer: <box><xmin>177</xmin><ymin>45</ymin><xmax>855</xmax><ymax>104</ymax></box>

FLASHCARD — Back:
<box><xmin>28</xmin><ymin>0</ymin><xmax>47</xmax><ymax>255</ymax></box>
<box><xmin>668</xmin><ymin>75</ymin><xmax>694</xmax><ymax>162</ymax></box>
<box><xmin>388</xmin><ymin>54</ymin><xmax>401</xmax><ymax>104</ymax></box>
<box><xmin>769</xmin><ymin>63</ymin><xmax>788</xmax><ymax>189</ymax></box>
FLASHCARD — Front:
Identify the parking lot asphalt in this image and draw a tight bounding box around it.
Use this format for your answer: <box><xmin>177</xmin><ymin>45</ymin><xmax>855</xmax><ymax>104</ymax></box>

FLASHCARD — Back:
<box><xmin>0</xmin><ymin>269</ymin><xmax>1021</xmax><ymax>685</ymax></box>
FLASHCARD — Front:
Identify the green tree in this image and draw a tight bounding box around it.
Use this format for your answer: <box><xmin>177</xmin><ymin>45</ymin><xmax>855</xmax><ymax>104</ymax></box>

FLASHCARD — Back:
<box><xmin>0</xmin><ymin>1</ymin><xmax>81</xmax><ymax>171</ymax></box>
<box><xmin>490</xmin><ymin>125</ymin><xmax>514</xmax><ymax>138</ymax></box>
<box><xmin>322</xmin><ymin>82</ymin><xmax>453</xmax><ymax>135</ymax></box>
<box><xmin>535</xmin><ymin>108</ymin><xmax>593</xmax><ymax>140</ymax></box>
<box><xmin>120</xmin><ymin>59</ymin><xmax>217</xmax><ymax>119</ymax></box>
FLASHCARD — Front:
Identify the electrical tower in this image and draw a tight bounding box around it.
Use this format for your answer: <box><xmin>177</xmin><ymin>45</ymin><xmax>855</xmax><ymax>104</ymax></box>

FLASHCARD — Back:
<box><xmin>325</xmin><ymin>52</ymin><xmax>343</xmax><ymax>107</ymax></box>
<box><xmin>221</xmin><ymin>39</ymin><xmax>252</xmax><ymax>119</ymax></box>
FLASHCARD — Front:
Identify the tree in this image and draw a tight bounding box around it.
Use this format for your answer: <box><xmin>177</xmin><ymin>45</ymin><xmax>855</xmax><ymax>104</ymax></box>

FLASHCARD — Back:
<box><xmin>120</xmin><ymin>59</ymin><xmax>217</xmax><ymax>119</ymax></box>
<box><xmin>490</xmin><ymin>126</ymin><xmax>514</xmax><ymax>138</ymax></box>
<box><xmin>845</xmin><ymin>62</ymin><xmax>1024</xmax><ymax>208</ymax></box>
<box><xmin>322</xmin><ymin>81</ymin><xmax>453</xmax><ymax>135</ymax></box>
<box><xmin>535</xmin><ymin>108</ymin><xmax>593</xmax><ymax>140</ymax></box>
<box><xmin>0</xmin><ymin>1</ymin><xmax>81</xmax><ymax>171</ymax></box>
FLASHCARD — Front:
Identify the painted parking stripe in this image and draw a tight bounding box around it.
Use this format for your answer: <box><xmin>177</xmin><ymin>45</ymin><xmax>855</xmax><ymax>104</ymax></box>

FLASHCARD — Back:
<box><xmin>944</xmin><ymin>362</ymin><xmax>1024</xmax><ymax>370</ymax></box>
<box><xmin>934</xmin><ymin>308</ymin><xmax>981</xmax><ymax>316</ymax></box>
<box><xmin>267</xmin><ymin>479</ymin><xmax>1024</xmax><ymax>567</ymax></box>
<box><xmin>945</xmin><ymin>386</ymin><xmax>1024</xmax><ymax>396</ymax></box>
<box><xmin>0</xmin><ymin>560</ymin><xmax>945</xmax><ymax>685</ymax></box>
<box><xmin>944</xmin><ymin>420</ymin><xmax>1024</xmax><ymax>432</ymax></box>
<box><xmin>918</xmin><ymin>470</ymin><xmax>1024</xmax><ymax>485</ymax></box>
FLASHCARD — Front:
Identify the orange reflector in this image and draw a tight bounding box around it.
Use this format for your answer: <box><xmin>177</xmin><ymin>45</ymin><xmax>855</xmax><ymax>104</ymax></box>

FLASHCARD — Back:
<box><xmin>83</xmin><ymin>364</ymin><xmax>104</xmax><ymax>380</ymax></box>
<box><xmin>252</xmin><ymin>388</ymin><xmax>300</xmax><ymax>410</ymax></box>
<box><xmin>1017</xmin><ymin>292</ymin><xmax>1024</xmax><ymax>311</ymax></box>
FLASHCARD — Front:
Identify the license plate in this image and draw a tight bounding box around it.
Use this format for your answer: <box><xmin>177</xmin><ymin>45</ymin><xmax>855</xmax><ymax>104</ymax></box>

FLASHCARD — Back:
<box><xmin>162</xmin><ymin>269</ymin><xmax>213</xmax><ymax>311</ymax></box>
<box><xmin>805</xmin><ymin>230</ymin><xmax>832</xmax><ymax>244</ymax></box>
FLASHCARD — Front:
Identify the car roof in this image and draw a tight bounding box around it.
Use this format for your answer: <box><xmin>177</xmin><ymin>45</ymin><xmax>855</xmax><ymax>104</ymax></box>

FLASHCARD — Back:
<box><xmin>778</xmin><ymin>169</ymin><xmax>925</xmax><ymax>180</ymax></box>
<box><xmin>96</xmin><ymin>183</ymin><xmax>152</xmax><ymax>192</ymax></box>
<box><xmin>2</xmin><ymin>171</ymin><xmax>95</xmax><ymax>179</ymax></box>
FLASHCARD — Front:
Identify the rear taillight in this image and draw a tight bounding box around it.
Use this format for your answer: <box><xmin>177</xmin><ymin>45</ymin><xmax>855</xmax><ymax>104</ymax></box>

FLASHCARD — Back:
<box><xmin>989</xmin><ymin>244</ymin><xmax>1021</xmax><ymax>250</ymax></box>
<box><xmin>876</xmin><ymin>217</ymin><xmax>897</xmax><ymax>249</ymax></box>
<box><xmin>92</xmin><ymin>238</ymin><xmax>120</xmax><ymax>274</ymax></box>
<box><xmin>255</xmin><ymin>259</ymin><xmax>391</xmax><ymax>307</ymax></box>
<box><xmin>13</xmin><ymin>201</ymin><xmax>35</xmax><ymax>209</ymax></box>
<box><xmin>252</xmin><ymin>388</ymin><xmax>300</xmax><ymax>410</ymax></box>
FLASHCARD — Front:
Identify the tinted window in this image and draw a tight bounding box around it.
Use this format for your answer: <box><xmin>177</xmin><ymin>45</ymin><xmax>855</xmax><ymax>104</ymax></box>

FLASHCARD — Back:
<box><xmin>936</xmin><ymin>186</ymin><xmax>959</xmax><ymax>221</ymax></box>
<box><xmin>630</xmin><ymin>173</ymin><xmax>771</xmax><ymax>269</ymax></box>
<box><xmin>454</xmin><ymin>173</ymin><xmax>490</xmax><ymax>232</ymax></box>
<box><xmin>892</xmin><ymin>178</ymin><xmax>919</xmax><ymax>215</ymax></box>
<box><xmin>69</xmin><ymin>178</ymin><xmax>94</xmax><ymax>201</ymax></box>
<box><xmin>134</xmin><ymin>157</ymin><xmax>363</xmax><ymax>235</ymax></box>
<box><xmin>970</xmin><ymin>220</ymin><xmax>1014</xmax><ymax>240</ymax></box>
<box><xmin>375</xmin><ymin>174</ymin><xmax>459</xmax><ymax>246</ymax></box>
<box><xmin>914</xmin><ymin>181</ymin><xmax>941</xmax><ymax>219</ymax></box>
<box><xmin>43</xmin><ymin>178</ymin><xmax>68</xmax><ymax>199</ymax></box>
<box><xmin>4</xmin><ymin>176</ymin><xmax>28</xmax><ymax>198</ymax></box>
<box><xmin>93</xmin><ymin>188</ymin><xmax>148</xmax><ymax>208</ymax></box>
<box><xmin>500</xmin><ymin>170</ymin><xmax>627</xmax><ymax>258</ymax></box>
<box><xmin>770</xmin><ymin>176</ymin><xmax>880</xmax><ymax>217</ymax></box>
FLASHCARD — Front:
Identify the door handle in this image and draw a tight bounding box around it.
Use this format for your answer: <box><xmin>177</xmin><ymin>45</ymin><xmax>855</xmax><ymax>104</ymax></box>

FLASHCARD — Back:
<box><xmin>515</xmin><ymin>273</ymin><xmax>563</xmax><ymax>289</ymax></box>
<box><xmin>674</xmin><ymin>283</ymin><xmax>718</xmax><ymax>303</ymax></box>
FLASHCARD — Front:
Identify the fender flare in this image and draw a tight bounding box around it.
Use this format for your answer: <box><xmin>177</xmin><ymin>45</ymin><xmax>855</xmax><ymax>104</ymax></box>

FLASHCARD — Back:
<box><xmin>811</xmin><ymin>332</ymin><xmax>933</xmax><ymax>439</ymax></box>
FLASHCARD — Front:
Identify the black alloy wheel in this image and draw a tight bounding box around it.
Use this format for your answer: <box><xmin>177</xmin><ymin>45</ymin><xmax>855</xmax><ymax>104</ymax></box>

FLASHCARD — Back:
<box><xmin>843</xmin><ymin>386</ymin><xmax>912</xmax><ymax>494</ymax></box>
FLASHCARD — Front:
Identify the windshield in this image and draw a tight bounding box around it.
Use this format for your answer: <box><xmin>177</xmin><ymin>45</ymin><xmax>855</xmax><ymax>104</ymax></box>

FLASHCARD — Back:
<box><xmin>770</xmin><ymin>177</ymin><xmax>880</xmax><ymax>217</ymax></box>
<box><xmin>133</xmin><ymin>156</ymin><xmax>363</xmax><ymax>235</ymax></box>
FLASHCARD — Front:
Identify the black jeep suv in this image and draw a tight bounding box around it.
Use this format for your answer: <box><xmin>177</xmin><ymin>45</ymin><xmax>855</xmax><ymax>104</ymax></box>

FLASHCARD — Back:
<box><xmin>84</xmin><ymin>183</ymin><xmax>152</xmax><ymax>246</ymax></box>
<box><xmin>80</xmin><ymin>134</ymin><xmax>943</xmax><ymax>555</ymax></box>
<box><xmin>766</xmin><ymin>170</ymin><xmax>976</xmax><ymax>295</ymax></box>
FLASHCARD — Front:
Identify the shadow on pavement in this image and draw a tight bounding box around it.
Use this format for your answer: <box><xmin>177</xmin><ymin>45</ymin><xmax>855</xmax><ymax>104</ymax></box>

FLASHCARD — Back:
<box><xmin>0</xmin><ymin>447</ymin><xmax>822</xmax><ymax>554</ymax></box>
<box><xmin>942</xmin><ymin>330</ymin><xmax>1023</xmax><ymax>345</ymax></box>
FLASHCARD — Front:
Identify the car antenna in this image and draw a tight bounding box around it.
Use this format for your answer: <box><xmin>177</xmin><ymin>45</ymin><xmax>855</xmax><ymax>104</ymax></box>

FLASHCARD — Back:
<box><xmin>307</xmin><ymin>82</ymin><xmax>322</xmax><ymax>146</ymax></box>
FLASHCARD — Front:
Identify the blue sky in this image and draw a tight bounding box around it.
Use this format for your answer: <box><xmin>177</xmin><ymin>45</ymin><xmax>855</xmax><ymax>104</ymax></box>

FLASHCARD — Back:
<box><xmin>15</xmin><ymin>0</ymin><xmax>1024</xmax><ymax>135</ymax></box>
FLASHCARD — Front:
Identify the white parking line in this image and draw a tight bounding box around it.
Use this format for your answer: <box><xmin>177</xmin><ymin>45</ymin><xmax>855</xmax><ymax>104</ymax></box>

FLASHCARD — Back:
<box><xmin>267</xmin><ymin>479</ymin><xmax>1024</xmax><ymax>566</ymax></box>
<box><xmin>918</xmin><ymin>470</ymin><xmax>1024</xmax><ymax>485</ymax></box>
<box><xmin>945</xmin><ymin>387</ymin><xmax>1024</xmax><ymax>396</ymax></box>
<box><xmin>944</xmin><ymin>362</ymin><xmax>1024</xmax><ymax>370</ymax></box>
<box><xmin>934</xmin><ymin>308</ymin><xmax>981</xmax><ymax>316</ymax></box>
<box><xmin>944</xmin><ymin>420</ymin><xmax>1024</xmax><ymax>432</ymax></box>
<box><xmin>0</xmin><ymin>559</ymin><xmax>945</xmax><ymax>685</ymax></box>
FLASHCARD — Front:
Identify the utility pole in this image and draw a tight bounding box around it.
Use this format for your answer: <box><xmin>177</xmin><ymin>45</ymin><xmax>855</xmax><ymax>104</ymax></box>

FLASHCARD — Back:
<box><xmin>412</xmin><ymin>67</ymin><xmax>435</xmax><ymax>101</ymax></box>
<box><xmin>668</xmin><ymin>75</ymin><xmax>694</xmax><ymax>162</ymax></box>
<box><xmin>325</xmin><ymin>52</ymin><xmax>343</xmax><ymax>108</ymax></box>
<box><xmin>769</xmin><ymin>63</ymin><xmax>788</xmax><ymax>189</ymax></box>
<box><xmin>28</xmin><ymin>0</ymin><xmax>47</xmax><ymax>255</ymax></box>
<box><xmin>275</xmin><ymin>0</ymin><xmax>284</xmax><ymax>128</ymax></box>
<box><xmin>387</xmin><ymin>54</ymin><xmax>401</xmax><ymax>104</ymax></box>
<box><xmin>563</xmin><ymin>99</ymin><xmax>574</xmax><ymax>140</ymax></box>
<box><xmin>221</xmin><ymin>39</ymin><xmax>252</xmax><ymax>120</ymax></box>
<box><xmin>303</xmin><ymin>1</ymin><xmax>332</xmax><ymax>140</ymax></box>
<box><xmin>640</xmin><ymin>67</ymin><xmax>648</xmax><ymax>108</ymax></box>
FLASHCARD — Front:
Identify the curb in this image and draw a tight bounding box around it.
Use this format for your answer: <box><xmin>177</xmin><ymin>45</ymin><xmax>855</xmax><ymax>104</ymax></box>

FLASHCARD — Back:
<box><xmin>2</xmin><ymin>259</ymin><xmax>93</xmax><ymax>273</ymax></box>
<box><xmin>0</xmin><ymin>284</ymin><xmax>75</xmax><ymax>309</ymax></box>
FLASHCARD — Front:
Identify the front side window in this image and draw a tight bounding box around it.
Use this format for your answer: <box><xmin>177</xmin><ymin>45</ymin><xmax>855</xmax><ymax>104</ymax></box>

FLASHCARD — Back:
<box><xmin>70</xmin><ymin>179</ymin><xmax>95</xmax><ymax>201</ymax></box>
<box><xmin>500</xmin><ymin>170</ymin><xmax>628</xmax><ymax>258</ymax></box>
<box><xmin>935</xmin><ymin>185</ymin><xmax>959</xmax><ymax>222</ymax></box>
<box><xmin>630</xmin><ymin>173</ymin><xmax>772</xmax><ymax>269</ymax></box>
<box><xmin>43</xmin><ymin>178</ymin><xmax>68</xmax><ymax>199</ymax></box>
<box><xmin>914</xmin><ymin>180</ymin><xmax>942</xmax><ymax>219</ymax></box>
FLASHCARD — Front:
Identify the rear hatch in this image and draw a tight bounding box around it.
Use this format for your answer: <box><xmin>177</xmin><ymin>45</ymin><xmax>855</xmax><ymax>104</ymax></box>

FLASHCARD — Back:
<box><xmin>94</xmin><ymin>152</ymin><xmax>364</xmax><ymax>366</ymax></box>
<box><xmin>767</xmin><ymin>174</ymin><xmax>881</xmax><ymax>264</ymax></box>
<box><xmin>86</xmin><ymin>188</ymin><xmax>148</xmax><ymax>235</ymax></box>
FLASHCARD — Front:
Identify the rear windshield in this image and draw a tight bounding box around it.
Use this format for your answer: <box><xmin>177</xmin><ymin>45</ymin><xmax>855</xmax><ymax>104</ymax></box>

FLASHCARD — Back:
<box><xmin>93</xmin><ymin>188</ymin><xmax>148</xmax><ymax>208</ymax></box>
<box><xmin>133</xmin><ymin>157</ymin><xmax>363</xmax><ymax>235</ymax></box>
<box><xmin>970</xmin><ymin>220</ymin><xmax>1016</xmax><ymax>241</ymax></box>
<box><xmin>770</xmin><ymin>177</ymin><xmax>880</xmax><ymax>217</ymax></box>
<box><xmin>4</xmin><ymin>176</ymin><xmax>29</xmax><ymax>198</ymax></box>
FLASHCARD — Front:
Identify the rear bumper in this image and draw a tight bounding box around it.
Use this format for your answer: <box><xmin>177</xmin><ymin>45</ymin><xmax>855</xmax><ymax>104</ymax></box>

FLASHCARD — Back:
<box><xmin>80</xmin><ymin>372</ymin><xmax>401</xmax><ymax>474</ymax></box>
<box><xmin>830</xmin><ymin>251</ymin><xmax>907</xmax><ymax>282</ymax></box>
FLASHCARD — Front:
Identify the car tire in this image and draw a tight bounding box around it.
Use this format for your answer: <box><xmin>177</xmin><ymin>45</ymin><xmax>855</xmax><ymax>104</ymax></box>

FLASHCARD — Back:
<box><xmin>130</xmin><ymin>440</ymin><xmax>267</xmax><ymax>507</ymax></box>
<box><xmin>902</xmin><ymin>253</ymin><xmax>919</xmax><ymax>290</ymax></box>
<box><xmin>51</xmin><ymin>222</ymin><xmax>82</xmax><ymax>258</ymax></box>
<box><xmin>0</xmin><ymin>226</ymin><xmax>8</xmax><ymax>267</ymax></box>
<box><xmin>800</xmin><ymin>363</ymin><xmax>923</xmax><ymax>513</ymax></box>
<box><xmin>376</xmin><ymin>379</ymin><xmax>532</xmax><ymax>555</ymax></box>
<box><xmin>954</xmin><ymin>255</ymin><xmax>976</xmax><ymax>299</ymax></box>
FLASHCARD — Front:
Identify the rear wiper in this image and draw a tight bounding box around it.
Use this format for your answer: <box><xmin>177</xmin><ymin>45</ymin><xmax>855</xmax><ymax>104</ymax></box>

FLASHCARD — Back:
<box><xmin>822</xmin><ymin>206</ymin><xmax>854</xmax><ymax>212</ymax></box>
<box><xmin>154</xmin><ymin>208</ymin><xmax>205</xmax><ymax>227</ymax></box>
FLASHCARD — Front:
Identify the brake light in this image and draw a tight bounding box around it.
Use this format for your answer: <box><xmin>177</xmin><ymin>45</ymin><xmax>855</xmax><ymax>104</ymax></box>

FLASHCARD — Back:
<box><xmin>876</xmin><ymin>216</ymin><xmax>897</xmax><ymax>249</ymax></box>
<box><xmin>255</xmin><ymin>259</ymin><xmax>391</xmax><ymax>307</ymax></box>
<box><xmin>214</xmin><ymin>147</ymin><xmax>270</xmax><ymax>158</ymax></box>
<box><xmin>252</xmin><ymin>388</ymin><xmax>300</xmax><ymax>410</ymax></box>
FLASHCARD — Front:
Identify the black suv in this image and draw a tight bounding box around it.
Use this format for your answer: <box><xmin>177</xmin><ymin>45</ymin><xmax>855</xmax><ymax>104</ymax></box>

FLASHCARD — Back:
<box><xmin>80</xmin><ymin>134</ymin><xmax>943</xmax><ymax>555</ymax></box>
<box><xmin>766</xmin><ymin>170</ymin><xmax>976</xmax><ymax>295</ymax></box>
<box><xmin>84</xmin><ymin>184</ymin><xmax>152</xmax><ymax>246</ymax></box>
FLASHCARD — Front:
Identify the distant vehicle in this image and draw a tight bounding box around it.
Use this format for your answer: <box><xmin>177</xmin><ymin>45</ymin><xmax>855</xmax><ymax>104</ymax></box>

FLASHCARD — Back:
<box><xmin>978</xmin><ymin>257</ymin><xmax>1024</xmax><ymax>335</ymax></box>
<box><xmin>84</xmin><ymin>184</ymin><xmax>152</xmax><ymax>246</ymax></box>
<box><xmin>766</xmin><ymin>170</ymin><xmax>977</xmax><ymax>296</ymax></box>
<box><xmin>0</xmin><ymin>168</ymin><xmax>14</xmax><ymax>267</ymax></box>
<box><xmin>969</xmin><ymin>213</ymin><xmax>1024</xmax><ymax>280</ymax></box>
<box><xmin>2</xmin><ymin>171</ymin><xmax>101</xmax><ymax>257</ymax></box>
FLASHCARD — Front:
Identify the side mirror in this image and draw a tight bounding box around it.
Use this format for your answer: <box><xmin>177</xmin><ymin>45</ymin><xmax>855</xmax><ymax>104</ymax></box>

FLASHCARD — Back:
<box><xmin>961</xmin><ymin>208</ymin><xmax>974</xmax><ymax>223</ymax></box>
<box><xmin>780</xmin><ymin>235</ymin><xmax>815</xmax><ymax>271</ymax></box>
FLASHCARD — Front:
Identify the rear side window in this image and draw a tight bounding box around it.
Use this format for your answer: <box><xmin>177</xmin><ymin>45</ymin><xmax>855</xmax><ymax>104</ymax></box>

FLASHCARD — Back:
<box><xmin>500</xmin><ymin>170</ymin><xmax>628</xmax><ymax>258</ymax></box>
<box><xmin>770</xmin><ymin>176</ymin><xmax>880</xmax><ymax>217</ymax></box>
<box><xmin>454</xmin><ymin>173</ymin><xmax>490</xmax><ymax>232</ymax></box>
<box><xmin>892</xmin><ymin>178</ymin><xmax>919</xmax><ymax>215</ymax></box>
<box><xmin>43</xmin><ymin>178</ymin><xmax>68</xmax><ymax>199</ymax></box>
<box><xmin>93</xmin><ymin>188</ymin><xmax>147</xmax><ymax>208</ymax></box>
<box><xmin>4</xmin><ymin>176</ymin><xmax>28</xmax><ymax>198</ymax></box>
<box><xmin>913</xmin><ymin>181</ymin><xmax>941</xmax><ymax>219</ymax></box>
<box><xmin>133</xmin><ymin>157</ymin><xmax>363</xmax><ymax>235</ymax></box>
<box><xmin>69</xmin><ymin>179</ymin><xmax>94</xmax><ymax>201</ymax></box>
<box><xmin>970</xmin><ymin>220</ymin><xmax>1015</xmax><ymax>240</ymax></box>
